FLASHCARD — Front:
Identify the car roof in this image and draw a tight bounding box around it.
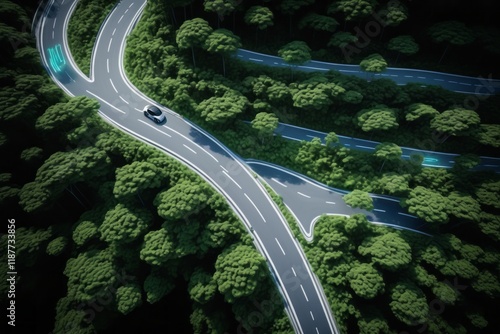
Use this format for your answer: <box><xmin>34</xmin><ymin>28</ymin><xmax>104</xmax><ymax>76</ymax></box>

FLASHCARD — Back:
<box><xmin>148</xmin><ymin>105</ymin><xmax>162</xmax><ymax>115</ymax></box>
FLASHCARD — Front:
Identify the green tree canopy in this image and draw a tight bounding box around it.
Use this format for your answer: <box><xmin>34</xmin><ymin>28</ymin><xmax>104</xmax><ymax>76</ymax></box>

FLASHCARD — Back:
<box><xmin>63</xmin><ymin>249</ymin><xmax>117</xmax><ymax>302</ymax></box>
<box><xmin>204</xmin><ymin>28</ymin><xmax>241</xmax><ymax>76</ymax></box>
<box><xmin>356</xmin><ymin>105</ymin><xmax>399</xmax><ymax>132</ymax></box>
<box><xmin>154</xmin><ymin>178</ymin><xmax>212</xmax><ymax>221</ymax></box>
<box><xmin>328</xmin><ymin>0</ymin><xmax>376</xmax><ymax>21</ymax></box>
<box><xmin>430</xmin><ymin>108</ymin><xmax>480</xmax><ymax>136</ymax></box>
<box><xmin>113</xmin><ymin>161</ymin><xmax>167</xmax><ymax>199</ymax></box>
<box><xmin>360</xmin><ymin>53</ymin><xmax>388</xmax><ymax>78</ymax></box>
<box><xmin>188</xmin><ymin>268</ymin><xmax>217</xmax><ymax>304</ymax></box>
<box><xmin>176</xmin><ymin>18</ymin><xmax>213</xmax><ymax>67</ymax></box>
<box><xmin>347</xmin><ymin>263</ymin><xmax>385</xmax><ymax>299</ymax></box>
<box><xmin>214</xmin><ymin>244</ymin><xmax>266</xmax><ymax>303</ymax></box>
<box><xmin>405</xmin><ymin>103</ymin><xmax>438</xmax><ymax>122</ymax></box>
<box><xmin>244</xmin><ymin>6</ymin><xmax>274</xmax><ymax>30</ymax></box>
<box><xmin>298</xmin><ymin>13</ymin><xmax>339</xmax><ymax>32</ymax></box>
<box><xmin>475</xmin><ymin>124</ymin><xmax>500</xmax><ymax>148</ymax></box>
<box><xmin>99</xmin><ymin>203</ymin><xmax>152</xmax><ymax>244</ymax></box>
<box><xmin>197</xmin><ymin>91</ymin><xmax>248</xmax><ymax>124</ymax></box>
<box><xmin>404</xmin><ymin>186</ymin><xmax>449</xmax><ymax>224</ymax></box>
<box><xmin>388</xmin><ymin>35</ymin><xmax>419</xmax><ymax>55</ymax></box>
<box><xmin>116</xmin><ymin>283</ymin><xmax>142</xmax><ymax>315</ymax></box>
<box><xmin>373</xmin><ymin>142</ymin><xmax>402</xmax><ymax>172</ymax></box>
<box><xmin>278</xmin><ymin>40</ymin><xmax>311</xmax><ymax>66</ymax></box>
<box><xmin>358</xmin><ymin>232</ymin><xmax>412</xmax><ymax>271</ymax></box>
<box><xmin>390</xmin><ymin>281</ymin><xmax>429</xmax><ymax>325</ymax></box>
<box><xmin>251</xmin><ymin>112</ymin><xmax>279</xmax><ymax>140</ymax></box>
<box><xmin>343</xmin><ymin>189</ymin><xmax>374</xmax><ymax>211</ymax></box>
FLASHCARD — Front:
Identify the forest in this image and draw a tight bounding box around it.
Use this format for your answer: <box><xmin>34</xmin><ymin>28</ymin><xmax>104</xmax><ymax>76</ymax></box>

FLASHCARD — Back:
<box><xmin>2</xmin><ymin>0</ymin><xmax>500</xmax><ymax>333</ymax></box>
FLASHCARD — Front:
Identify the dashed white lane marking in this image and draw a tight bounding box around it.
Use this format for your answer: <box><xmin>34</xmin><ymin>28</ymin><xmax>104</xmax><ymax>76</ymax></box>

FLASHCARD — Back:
<box><xmin>118</xmin><ymin>15</ymin><xmax>124</xmax><ymax>23</ymax></box>
<box><xmin>112</xmin><ymin>28</ymin><xmax>116</xmax><ymax>36</ymax></box>
<box><xmin>106</xmin><ymin>58</ymin><xmax>110</xmax><ymax>73</ymax></box>
<box><xmin>220</xmin><ymin>165</ymin><xmax>229</xmax><ymax>173</ymax></box>
<box><xmin>339</xmin><ymin>69</ymin><xmax>357</xmax><ymax>73</ymax></box>
<box><xmin>249</xmin><ymin>57</ymin><xmax>263</xmax><ymax>62</ymax></box>
<box><xmin>449</xmin><ymin>81</ymin><xmax>457</xmax><ymax>84</ymax></box>
<box><xmin>110</xmin><ymin>78</ymin><xmax>118</xmax><ymax>93</ymax></box>
<box><xmin>134</xmin><ymin>107</ymin><xmax>142</xmax><ymax>112</ymax></box>
<box><xmin>275</xmin><ymin>238</ymin><xmax>286</xmax><ymax>255</ymax></box>
<box><xmin>183</xmin><ymin>144</ymin><xmax>196</xmax><ymax>154</ymax></box>
<box><xmin>300</xmin><ymin>284</ymin><xmax>309</xmax><ymax>302</ymax></box>
<box><xmin>326</xmin><ymin>201</ymin><xmax>336</xmax><ymax>205</ymax></box>
<box><xmin>355</xmin><ymin>145</ymin><xmax>375</xmax><ymax>150</ymax></box>
<box><xmin>310</xmin><ymin>311</ymin><xmax>315</xmax><ymax>321</ymax></box>
<box><xmin>53</xmin><ymin>18</ymin><xmax>57</xmax><ymax>29</ymax></box>
<box><xmin>138</xmin><ymin>119</ymin><xmax>172</xmax><ymax>136</ymax></box>
<box><xmin>417</xmin><ymin>76</ymin><xmax>426</xmax><ymax>79</ymax></box>
<box><xmin>404</xmin><ymin>75</ymin><xmax>413</xmax><ymax>78</ymax></box>
<box><xmin>128</xmin><ymin>2</ymin><xmax>133</xmax><ymax>8</ymax></box>
<box><xmin>459</xmin><ymin>82</ymin><xmax>472</xmax><ymax>86</ymax></box>
<box><xmin>316</xmin><ymin>327</ymin><xmax>320</xmax><ymax>334</ymax></box>
<box><xmin>272</xmin><ymin>178</ymin><xmax>287</xmax><ymax>187</ymax></box>
<box><xmin>297</xmin><ymin>192</ymin><xmax>311</xmax><ymax>198</ymax></box>
<box><xmin>107</xmin><ymin>38</ymin><xmax>112</xmax><ymax>52</ymax></box>
<box><xmin>223</xmin><ymin>170</ymin><xmax>242</xmax><ymax>189</ymax></box>
<box><xmin>119</xmin><ymin>95</ymin><xmax>129</xmax><ymax>104</ymax></box>
<box><xmin>374</xmin><ymin>209</ymin><xmax>386</xmax><ymax>212</ymax></box>
<box><xmin>398</xmin><ymin>212</ymin><xmax>417</xmax><ymax>218</ymax></box>
<box><xmin>245</xmin><ymin>193</ymin><xmax>266</xmax><ymax>223</ymax></box>
<box><xmin>86</xmin><ymin>90</ymin><xmax>125</xmax><ymax>114</ymax></box>
<box><xmin>434</xmin><ymin>78</ymin><xmax>444</xmax><ymax>82</ymax></box>
<box><xmin>291</xmin><ymin>267</ymin><xmax>297</xmax><ymax>277</ymax></box>
<box><xmin>52</xmin><ymin>31</ymin><xmax>54</xmax><ymax>39</ymax></box>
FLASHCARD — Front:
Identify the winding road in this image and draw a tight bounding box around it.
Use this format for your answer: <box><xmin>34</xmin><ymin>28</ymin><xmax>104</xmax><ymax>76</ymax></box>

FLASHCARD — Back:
<box><xmin>33</xmin><ymin>0</ymin><xmax>498</xmax><ymax>333</ymax></box>
<box><xmin>236</xmin><ymin>49</ymin><xmax>500</xmax><ymax>95</ymax></box>
<box><xmin>35</xmin><ymin>0</ymin><xmax>338</xmax><ymax>333</ymax></box>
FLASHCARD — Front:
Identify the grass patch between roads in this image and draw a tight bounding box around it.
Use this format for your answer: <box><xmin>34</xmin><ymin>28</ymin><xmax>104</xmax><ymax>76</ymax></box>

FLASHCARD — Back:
<box><xmin>67</xmin><ymin>0</ymin><xmax>115</xmax><ymax>76</ymax></box>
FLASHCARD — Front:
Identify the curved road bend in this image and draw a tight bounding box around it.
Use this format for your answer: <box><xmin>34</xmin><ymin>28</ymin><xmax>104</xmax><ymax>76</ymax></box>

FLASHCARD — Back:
<box><xmin>272</xmin><ymin>122</ymin><xmax>500</xmax><ymax>173</ymax></box>
<box><xmin>35</xmin><ymin>0</ymin><xmax>338</xmax><ymax>333</ymax></box>
<box><xmin>247</xmin><ymin>160</ymin><xmax>433</xmax><ymax>241</ymax></box>
<box><xmin>236</xmin><ymin>49</ymin><xmax>500</xmax><ymax>95</ymax></box>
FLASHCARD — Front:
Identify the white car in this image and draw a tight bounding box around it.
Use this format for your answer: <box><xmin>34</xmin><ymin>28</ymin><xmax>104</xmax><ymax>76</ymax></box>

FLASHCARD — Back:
<box><xmin>143</xmin><ymin>105</ymin><xmax>166</xmax><ymax>124</ymax></box>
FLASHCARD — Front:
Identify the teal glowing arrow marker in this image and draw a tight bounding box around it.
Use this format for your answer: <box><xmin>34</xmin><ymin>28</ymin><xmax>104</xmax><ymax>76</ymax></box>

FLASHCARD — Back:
<box><xmin>47</xmin><ymin>44</ymin><xmax>66</xmax><ymax>73</ymax></box>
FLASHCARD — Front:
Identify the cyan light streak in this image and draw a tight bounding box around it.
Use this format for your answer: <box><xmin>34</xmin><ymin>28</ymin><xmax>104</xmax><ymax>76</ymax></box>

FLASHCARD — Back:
<box><xmin>48</xmin><ymin>44</ymin><xmax>66</xmax><ymax>73</ymax></box>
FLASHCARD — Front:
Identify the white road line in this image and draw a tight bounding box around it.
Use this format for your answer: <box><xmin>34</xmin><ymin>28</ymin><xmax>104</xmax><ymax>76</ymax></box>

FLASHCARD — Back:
<box><xmin>134</xmin><ymin>107</ymin><xmax>142</xmax><ymax>112</ymax></box>
<box><xmin>237</xmin><ymin>54</ymin><xmax>243</xmax><ymax>57</ymax></box>
<box><xmin>310</xmin><ymin>311</ymin><xmax>315</xmax><ymax>321</ymax></box>
<box><xmin>398</xmin><ymin>212</ymin><xmax>417</xmax><ymax>218</ymax></box>
<box><xmin>344</xmin><ymin>143</ymin><xmax>350</xmax><ymax>146</ymax></box>
<box><xmin>107</xmin><ymin>38</ymin><xmax>112</xmax><ymax>52</ymax></box>
<box><xmin>106</xmin><ymin>58</ymin><xmax>110</xmax><ymax>73</ymax></box>
<box><xmin>417</xmin><ymin>76</ymin><xmax>426</xmax><ymax>79</ymax></box>
<box><xmin>297</xmin><ymin>192</ymin><xmax>311</xmax><ymax>198</ymax></box>
<box><xmin>118</xmin><ymin>15</ymin><xmax>124</xmax><ymax>24</ymax></box>
<box><xmin>183</xmin><ymin>144</ymin><xmax>197</xmax><ymax>154</ymax></box>
<box><xmin>52</xmin><ymin>31</ymin><xmax>54</xmax><ymax>39</ymax></box>
<box><xmin>86</xmin><ymin>90</ymin><xmax>126</xmax><ymax>114</ymax></box>
<box><xmin>316</xmin><ymin>328</ymin><xmax>320</xmax><ymax>334</ymax></box>
<box><xmin>274</xmin><ymin>62</ymin><xmax>278</xmax><ymax>64</ymax></box>
<box><xmin>339</xmin><ymin>69</ymin><xmax>357</xmax><ymax>73</ymax></box>
<box><xmin>223</xmin><ymin>170</ymin><xmax>242</xmax><ymax>189</ymax></box>
<box><xmin>137</xmin><ymin>119</ymin><xmax>172</xmax><ymax>137</ymax></box>
<box><xmin>434</xmin><ymin>78</ymin><xmax>445</xmax><ymax>82</ymax></box>
<box><xmin>53</xmin><ymin>18</ymin><xmax>56</xmax><ymax>29</ymax></box>
<box><xmin>302</xmin><ymin>66</ymin><xmax>328</xmax><ymax>71</ymax></box>
<box><xmin>449</xmin><ymin>160</ymin><xmax>455</xmax><ymax>163</ymax></box>
<box><xmin>249</xmin><ymin>57</ymin><xmax>263</xmax><ymax>62</ymax></box>
<box><xmin>129</xmin><ymin>2</ymin><xmax>133</xmax><ymax>8</ymax></box>
<box><xmin>66</xmin><ymin>72</ymin><xmax>75</xmax><ymax>82</ymax></box>
<box><xmin>300</xmin><ymin>284</ymin><xmax>309</xmax><ymax>302</ymax></box>
<box><xmin>110</xmin><ymin>78</ymin><xmax>118</xmax><ymax>93</ymax></box>
<box><xmin>271</xmin><ymin>178</ymin><xmax>287</xmax><ymax>187</ymax></box>
<box><xmin>484</xmin><ymin>164</ymin><xmax>498</xmax><ymax>167</ymax></box>
<box><xmin>220</xmin><ymin>165</ymin><xmax>229</xmax><ymax>173</ymax></box>
<box><xmin>326</xmin><ymin>201</ymin><xmax>336</xmax><ymax>205</ymax></box>
<box><xmin>61</xmin><ymin>0</ymin><xmax>65</xmax><ymax>4</ymax></box>
<box><xmin>374</xmin><ymin>209</ymin><xmax>386</xmax><ymax>212</ymax></box>
<box><xmin>163</xmin><ymin>125</ymin><xmax>219</xmax><ymax>163</ymax></box>
<box><xmin>125</xmin><ymin>8</ymin><xmax>129</xmax><ymax>14</ymax></box>
<box><xmin>355</xmin><ymin>145</ymin><xmax>375</xmax><ymax>150</ymax></box>
<box><xmin>404</xmin><ymin>75</ymin><xmax>413</xmax><ymax>78</ymax></box>
<box><xmin>245</xmin><ymin>193</ymin><xmax>266</xmax><ymax>223</ymax></box>
<box><xmin>449</xmin><ymin>81</ymin><xmax>457</xmax><ymax>84</ymax></box>
<box><xmin>112</xmin><ymin>28</ymin><xmax>116</xmax><ymax>36</ymax></box>
<box><xmin>459</xmin><ymin>82</ymin><xmax>472</xmax><ymax>86</ymax></box>
<box><xmin>291</xmin><ymin>267</ymin><xmax>297</xmax><ymax>277</ymax></box>
<box><xmin>119</xmin><ymin>96</ymin><xmax>129</xmax><ymax>104</ymax></box>
<box><xmin>275</xmin><ymin>238</ymin><xmax>286</xmax><ymax>255</ymax></box>
<box><xmin>390</xmin><ymin>74</ymin><xmax>398</xmax><ymax>77</ymax></box>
